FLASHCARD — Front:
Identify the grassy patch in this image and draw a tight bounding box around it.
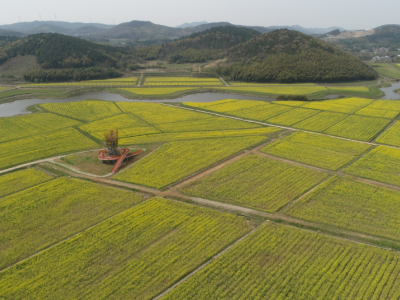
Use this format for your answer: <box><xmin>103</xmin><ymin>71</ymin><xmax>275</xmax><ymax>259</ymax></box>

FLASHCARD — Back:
<box><xmin>180</xmin><ymin>155</ymin><xmax>328</xmax><ymax>212</ymax></box>
<box><xmin>0</xmin><ymin>198</ymin><xmax>251</xmax><ymax>299</ymax></box>
<box><xmin>261</xmin><ymin>131</ymin><xmax>371</xmax><ymax>170</ymax></box>
<box><xmin>369</xmin><ymin>63</ymin><xmax>400</xmax><ymax>78</ymax></box>
<box><xmin>119</xmin><ymin>87</ymin><xmax>199</xmax><ymax>95</ymax></box>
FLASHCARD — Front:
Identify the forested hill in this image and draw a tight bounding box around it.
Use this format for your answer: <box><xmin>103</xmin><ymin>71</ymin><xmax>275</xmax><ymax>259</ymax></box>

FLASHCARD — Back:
<box><xmin>159</xmin><ymin>26</ymin><xmax>261</xmax><ymax>63</ymax></box>
<box><xmin>0</xmin><ymin>33</ymin><xmax>136</xmax><ymax>68</ymax></box>
<box><xmin>214</xmin><ymin>29</ymin><xmax>376</xmax><ymax>83</ymax></box>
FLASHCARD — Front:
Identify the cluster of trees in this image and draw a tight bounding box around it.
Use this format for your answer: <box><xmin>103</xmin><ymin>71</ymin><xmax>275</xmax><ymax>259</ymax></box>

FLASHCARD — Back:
<box><xmin>0</xmin><ymin>33</ymin><xmax>137</xmax><ymax>69</ymax></box>
<box><xmin>276</xmin><ymin>94</ymin><xmax>309</xmax><ymax>101</ymax></box>
<box><xmin>214</xmin><ymin>49</ymin><xmax>376</xmax><ymax>83</ymax></box>
<box><xmin>23</xmin><ymin>67</ymin><xmax>122</xmax><ymax>82</ymax></box>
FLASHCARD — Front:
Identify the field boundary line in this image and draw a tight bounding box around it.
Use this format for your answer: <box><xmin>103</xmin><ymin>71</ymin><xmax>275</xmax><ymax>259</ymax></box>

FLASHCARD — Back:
<box><xmin>219</xmin><ymin>76</ymin><xmax>229</xmax><ymax>86</ymax></box>
<box><xmin>152</xmin><ymin>222</ymin><xmax>263</xmax><ymax>300</ymax></box>
<box><xmin>0</xmin><ymin>198</ymin><xmax>149</xmax><ymax>274</ymax></box>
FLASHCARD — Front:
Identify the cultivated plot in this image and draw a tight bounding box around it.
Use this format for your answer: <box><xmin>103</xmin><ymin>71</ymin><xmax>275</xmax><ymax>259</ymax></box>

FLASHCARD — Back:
<box><xmin>115</xmin><ymin>136</ymin><xmax>266</xmax><ymax>189</ymax></box>
<box><xmin>0</xmin><ymin>113</ymin><xmax>81</xmax><ymax>143</ymax></box>
<box><xmin>0</xmin><ymin>128</ymin><xmax>98</xmax><ymax>170</ymax></box>
<box><xmin>266</xmin><ymin>107</ymin><xmax>319</xmax><ymax>126</ymax></box>
<box><xmin>180</xmin><ymin>155</ymin><xmax>328</xmax><ymax>212</ymax></box>
<box><xmin>163</xmin><ymin>222</ymin><xmax>400</xmax><ymax>299</ymax></box>
<box><xmin>0</xmin><ymin>177</ymin><xmax>142</xmax><ymax>270</ymax></box>
<box><xmin>215</xmin><ymin>86</ymin><xmax>328</xmax><ymax>95</ymax></box>
<box><xmin>261</xmin><ymin>131</ymin><xmax>371</xmax><ymax>170</ymax></box>
<box><xmin>344</xmin><ymin>146</ymin><xmax>400</xmax><ymax>187</ymax></box>
<box><xmin>324</xmin><ymin>115</ymin><xmax>391</xmax><ymax>141</ymax></box>
<box><xmin>0</xmin><ymin>89</ymin><xmax>62</xmax><ymax>99</ymax></box>
<box><xmin>119</xmin><ymin>127</ymin><xmax>280</xmax><ymax>145</ymax></box>
<box><xmin>355</xmin><ymin>107</ymin><xmax>399</xmax><ymax>119</ymax></box>
<box><xmin>41</xmin><ymin>101</ymin><xmax>122</xmax><ymax>122</ymax></box>
<box><xmin>376</xmin><ymin>121</ymin><xmax>400</xmax><ymax>146</ymax></box>
<box><xmin>119</xmin><ymin>87</ymin><xmax>198</xmax><ymax>95</ymax></box>
<box><xmin>286</xmin><ymin>176</ymin><xmax>400</xmax><ymax>241</ymax></box>
<box><xmin>293</xmin><ymin>111</ymin><xmax>348</xmax><ymax>132</ymax></box>
<box><xmin>0</xmin><ymin>198</ymin><xmax>251</xmax><ymax>299</ymax></box>
<box><xmin>0</xmin><ymin>168</ymin><xmax>52</xmax><ymax>198</ymax></box>
<box><xmin>145</xmin><ymin>77</ymin><xmax>221</xmax><ymax>82</ymax></box>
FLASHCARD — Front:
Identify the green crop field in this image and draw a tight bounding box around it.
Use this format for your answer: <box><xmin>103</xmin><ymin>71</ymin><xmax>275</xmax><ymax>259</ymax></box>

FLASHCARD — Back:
<box><xmin>370</xmin><ymin>63</ymin><xmax>400</xmax><ymax>78</ymax></box>
<box><xmin>229</xmin><ymin>82</ymin><xmax>315</xmax><ymax>86</ymax></box>
<box><xmin>146</xmin><ymin>77</ymin><xmax>221</xmax><ymax>82</ymax></box>
<box><xmin>0</xmin><ymin>198</ymin><xmax>251</xmax><ymax>299</ymax></box>
<box><xmin>324</xmin><ymin>115</ymin><xmax>391</xmax><ymax>141</ymax></box>
<box><xmin>286</xmin><ymin>176</ymin><xmax>400</xmax><ymax>241</ymax></box>
<box><xmin>0</xmin><ymin>89</ymin><xmax>63</xmax><ymax>99</ymax></box>
<box><xmin>41</xmin><ymin>101</ymin><xmax>122</xmax><ymax>122</ymax></box>
<box><xmin>0</xmin><ymin>168</ymin><xmax>52</xmax><ymax>198</ymax></box>
<box><xmin>0</xmin><ymin>128</ymin><xmax>97</xmax><ymax>170</ymax></box>
<box><xmin>0</xmin><ymin>177</ymin><xmax>142</xmax><ymax>270</ymax></box>
<box><xmin>0</xmin><ymin>87</ymin><xmax>10</xmax><ymax>92</ymax></box>
<box><xmin>119</xmin><ymin>127</ymin><xmax>279</xmax><ymax>145</ymax></box>
<box><xmin>215</xmin><ymin>86</ymin><xmax>328</xmax><ymax>95</ymax></box>
<box><xmin>262</xmin><ymin>131</ymin><xmax>371</xmax><ymax>170</ymax></box>
<box><xmin>115</xmin><ymin>137</ymin><xmax>266</xmax><ymax>189</ymax></box>
<box><xmin>79</xmin><ymin>113</ymin><xmax>161</xmax><ymax>140</ymax></box>
<box><xmin>144</xmin><ymin>82</ymin><xmax>223</xmax><ymax>86</ymax></box>
<box><xmin>293</xmin><ymin>111</ymin><xmax>348</xmax><ymax>132</ymax></box>
<box><xmin>163</xmin><ymin>222</ymin><xmax>400</xmax><ymax>299</ymax></box>
<box><xmin>344</xmin><ymin>146</ymin><xmax>400</xmax><ymax>187</ymax></box>
<box><xmin>376</xmin><ymin>121</ymin><xmax>400</xmax><ymax>146</ymax></box>
<box><xmin>189</xmin><ymin>100</ymin><xmax>264</xmax><ymax>113</ymax></box>
<box><xmin>21</xmin><ymin>77</ymin><xmax>138</xmax><ymax>87</ymax></box>
<box><xmin>272</xmin><ymin>100</ymin><xmax>308</xmax><ymax>106</ymax></box>
<box><xmin>266</xmin><ymin>107</ymin><xmax>319</xmax><ymax>126</ymax></box>
<box><xmin>119</xmin><ymin>87</ymin><xmax>198</xmax><ymax>95</ymax></box>
<box><xmin>0</xmin><ymin>112</ymin><xmax>81</xmax><ymax>143</ymax></box>
<box><xmin>180</xmin><ymin>155</ymin><xmax>328</xmax><ymax>212</ymax></box>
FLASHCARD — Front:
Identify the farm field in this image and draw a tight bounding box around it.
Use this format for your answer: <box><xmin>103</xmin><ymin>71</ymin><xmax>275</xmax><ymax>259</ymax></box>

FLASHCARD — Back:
<box><xmin>79</xmin><ymin>113</ymin><xmax>161</xmax><ymax>140</ymax></box>
<box><xmin>119</xmin><ymin>127</ymin><xmax>279</xmax><ymax>145</ymax></box>
<box><xmin>0</xmin><ymin>87</ymin><xmax>10</xmax><ymax>91</ymax></box>
<box><xmin>324</xmin><ymin>115</ymin><xmax>391</xmax><ymax>141</ymax></box>
<box><xmin>302</xmin><ymin>98</ymin><xmax>372</xmax><ymax>114</ymax></box>
<box><xmin>286</xmin><ymin>176</ymin><xmax>400</xmax><ymax>241</ymax></box>
<box><xmin>21</xmin><ymin>77</ymin><xmax>138</xmax><ymax>87</ymax></box>
<box><xmin>164</xmin><ymin>222</ymin><xmax>400</xmax><ymax>299</ymax></box>
<box><xmin>0</xmin><ymin>198</ymin><xmax>251</xmax><ymax>299</ymax></box>
<box><xmin>215</xmin><ymin>86</ymin><xmax>328</xmax><ymax>95</ymax></box>
<box><xmin>0</xmin><ymin>177</ymin><xmax>142</xmax><ymax>270</ymax></box>
<box><xmin>229</xmin><ymin>82</ymin><xmax>315</xmax><ymax>86</ymax></box>
<box><xmin>144</xmin><ymin>82</ymin><xmax>223</xmax><ymax>86</ymax></box>
<box><xmin>41</xmin><ymin>101</ymin><xmax>122</xmax><ymax>122</ymax></box>
<box><xmin>376</xmin><ymin>121</ymin><xmax>400</xmax><ymax>146</ymax></box>
<box><xmin>114</xmin><ymin>136</ymin><xmax>266</xmax><ymax>189</ymax></box>
<box><xmin>266</xmin><ymin>107</ymin><xmax>319</xmax><ymax>126</ymax></box>
<box><xmin>367</xmin><ymin>99</ymin><xmax>400</xmax><ymax>111</ymax></box>
<box><xmin>355</xmin><ymin>107</ymin><xmax>398</xmax><ymax>118</ymax></box>
<box><xmin>0</xmin><ymin>89</ymin><xmax>62</xmax><ymax>99</ymax></box>
<box><xmin>145</xmin><ymin>77</ymin><xmax>221</xmax><ymax>82</ymax></box>
<box><xmin>119</xmin><ymin>87</ymin><xmax>199</xmax><ymax>95</ymax></box>
<box><xmin>261</xmin><ymin>131</ymin><xmax>371</xmax><ymax>170</ymax></box>
<box><xmin>370</xmin><ymin>63</ymin><xmax>400</xmax><ymax>79</ymax></box>
<box><xmin>0</xmin><ymin>128</ymin><xmax>97</xmax><ymax>170</ymax></box>
<box><xmin>293</xmin><ymin>111</ymin><xmax>348</xmax><ymax>132</ymax></box>
<box><xmin>0</xmin><ymin>168</ymin><xmax>52</xmax><ymax>198</ymax></box>
<box><xmin>344</xmin><ymin>146</ymin><xmax>400</xmax><ymax>187</ymax></box>
<box><xmin>0</xmin><ymin>112</ymin><xmax>81</xmax><ymax>143</ymax></box>
<box><xmin>180</xmin><ymin>155</ymin><xmax>328</xmax><ymax>212</ymax></box>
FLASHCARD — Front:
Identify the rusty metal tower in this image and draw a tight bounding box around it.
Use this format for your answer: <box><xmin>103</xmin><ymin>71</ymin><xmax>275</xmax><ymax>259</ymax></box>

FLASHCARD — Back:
<box><xmin>104</xmin><ymin>129</ymin><xmax>119</xmax><ymax>156</ymax></box>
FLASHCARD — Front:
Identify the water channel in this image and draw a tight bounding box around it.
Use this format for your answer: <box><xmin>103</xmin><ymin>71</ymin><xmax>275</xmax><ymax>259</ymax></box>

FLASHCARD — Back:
<box><xmin>1</xmin><ymin>84</ymin><xmax>400</xmax><ymax>118</ymax></box>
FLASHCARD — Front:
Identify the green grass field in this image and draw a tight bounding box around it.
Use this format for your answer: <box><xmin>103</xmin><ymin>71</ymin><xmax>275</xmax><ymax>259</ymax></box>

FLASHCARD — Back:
<box><xmin>180</xmin><ymin>155</ymin><xmax>328</xmax><ymax>212</ymax></box>
<box><xmin>261</xmin><ymin>131</ymin><xmax>371</xmax><ymax>170</ymax></box>
<box><xmin>369</xmin><ymin>63</ymin><xmax>400</xmax><ymax>78</ymax></box>
<box><xmin>0</xmin><ymin>198</ymin><xmax>251</xmax><ymax>299</ymax></box>
<box><xmin>0</xmin><ymin>168</ymin><xmax>52</xmax><ymax>198</ymax></box>
<box><xmin>119</xmin><ymin>87</ymin><xmax>199</xmax><ymax>95</ymax></box>
<box><xmin>344</xmin><ymin>146</ymin><xmax>400</xmax><ymax>187</ymax></box>
<box><xmin>163</xmin><ymin>222</ymin><xmax>400</xmax><ymax>299</ymax></box>
<box><xmin>286</xmin><ymin>176</ymin><xmax>400</xmax><ymax>241</ymax></box>
<box><xmin>0</xmin><ymin>177</ymin><xmax>142</xmax><ymax>270</ymax></box>
<box><xmin>115</xmin><ymin>137</ymin><xmax>266</xmax><ymax>189</ymax></box>
<box><xmin>0</xmin><ymin>89</ymin><xmax>63</xmax><ymax>99</ymax></box>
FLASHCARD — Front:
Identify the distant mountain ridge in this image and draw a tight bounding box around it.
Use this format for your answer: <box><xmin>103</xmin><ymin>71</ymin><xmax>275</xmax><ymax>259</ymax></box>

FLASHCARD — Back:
<box><xmin>176</xmin><ymin>21</ymin><xmax>208</xmax><ymax>28</ymax></box>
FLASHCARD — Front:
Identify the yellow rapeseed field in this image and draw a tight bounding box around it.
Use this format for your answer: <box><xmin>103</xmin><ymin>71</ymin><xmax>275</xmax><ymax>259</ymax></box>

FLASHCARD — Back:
<box><xmin>376</xmin><ymin>121</ymin><xmax>400</xmax><ymax>146</ymax></box>
<box><xmin>0</xmin><ymin>198</ymin><xmax>251</xmax><ymax>299</ymax></box>
<box><xmin>146</xmin><ymin>77</ymin><xmax>221</xmax><ymax>82</ymax></box>
<box><xmin>115</xmin><ymin>136</ymin><xmax>266</xmax><ymax>188</ymax></box>
<box><xmin>164</xmin><ymin>222</ymin><xmax>400</xmax><ymax>299</ymax></box>
<box><xmin>215</xmin><ymin>86</ymin><xmax>328</xmax><ymax>95</ymax></box>
<box><xmin>119</xmin><ymin>87</ymin><xmax>198</xmax><ymax>95</ymax></box>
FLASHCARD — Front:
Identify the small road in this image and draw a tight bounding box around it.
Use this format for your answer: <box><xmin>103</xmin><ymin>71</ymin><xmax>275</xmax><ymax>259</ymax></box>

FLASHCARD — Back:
<box><xmin>219</xmin><ymin>77</ymin><xmax>229</xmax><ymax>86</ymax></box>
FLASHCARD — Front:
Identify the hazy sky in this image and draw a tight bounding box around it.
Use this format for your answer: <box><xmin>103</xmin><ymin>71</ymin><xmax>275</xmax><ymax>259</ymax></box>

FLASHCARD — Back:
<box><xmin>1</xmin><ymin>0</ymin><xmax>399</xmax><ymax>29</ymax></box>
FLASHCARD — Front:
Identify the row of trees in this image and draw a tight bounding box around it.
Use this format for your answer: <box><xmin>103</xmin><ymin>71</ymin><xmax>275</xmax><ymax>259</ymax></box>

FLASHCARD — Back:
<box><xmin>23</xmin><ymin>67</ymin><xmax>122</xmax><ymax>82</ymax></box>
